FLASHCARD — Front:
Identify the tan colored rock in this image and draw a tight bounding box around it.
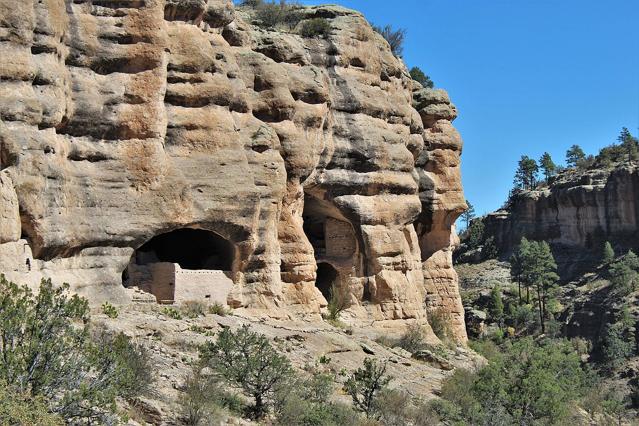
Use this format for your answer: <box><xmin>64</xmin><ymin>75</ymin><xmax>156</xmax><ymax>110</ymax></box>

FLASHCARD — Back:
<box><xmin>483</xmin><ymin>165</ymin><xmax>639</xmax><ymax>278</ymax></box>
<box><xmin>0</xmin><ymin>171</ymin><xmax>20</xmax><ymax>243</ymax></box>
<box><xmin>0</xmin><ymin>1</ymin><xmax>467</xmax><ymax>341</ymax></box>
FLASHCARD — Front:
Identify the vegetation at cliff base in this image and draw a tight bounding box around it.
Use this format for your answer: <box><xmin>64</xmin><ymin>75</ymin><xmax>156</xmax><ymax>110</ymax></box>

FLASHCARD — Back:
<box><xmin>0</xmin><ymin>275</ymin><xmax>153</xmax><ymax>424</ymax></box>
<box><xmin>436</xmin><ymin>337</ymin><xmax>597</xmax><ymax>425</ymax></box>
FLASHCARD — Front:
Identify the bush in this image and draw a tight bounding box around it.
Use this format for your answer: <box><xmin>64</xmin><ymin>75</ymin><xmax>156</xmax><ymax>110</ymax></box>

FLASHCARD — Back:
<box><xmin>299</xmin><ymin>18</ymin><xmax>331</xmax><ymax>38</ymax></box>
<box><xmin>344</xmin><ymin>358</ymin><xmax>392</xmax><ymax>418</ymax></box>
<box><xmin>161</xmin><ymin>306</ymin><xmax>183</xmax><ymax>320</ymax></box>
<box><xmin>88</xmin><ymin>327</ymin><xmax>155</xmax><ymax>399</ymax></box>
<box><xmin>274</xmin><ymin>371</ymin><xmax>358</xmax><ymax>425</ymax></box>
<box><xmin>0</xmin><ymin>382</ymin><xmax>63</xmax><ymax>426</ymax></box>
<box><xmin>602</xmin><ymin>241</ymin><xmax>615</xmax><ymax>264</ymax></box>
<box><xmin>428</xmin><ymin>308</ymin><xmax>453</xmax><ymax>341</ymax></box>
<box><xmin>199</xmin><ymin>325</ymin><xmax>292</xmax><ymax>419</ymax></box>
<box><xmin>252</xmin><ymin>1</ymin><xmax>304</xmax><ymax>30</ymax></box>
<box><xmin>208</xmin><ymin>302</ymin><xmax>229</xmax><ymax>316</ymax></box>
<box><xmin>440</xmin><ymin>337</ymin><xmax>595</xmax><ymax>424</ymax></box>
<box><xmin>101</xmin><ymin>301</ymin><xmax>119</xmax><ymax>318</ymax></box>
<box><xmin>0</xmin><ymin>276</ymin><xmax>153</xmax><ymax>423</ymax></box>
<box><xmin>600</xmin><ymin>322</ymin><xmax>634</xmax><ymax>370</ymax></box>
<box><xmin>372</xmin><ymin>24</ymin><xmax>406</xmax><ymax>57</ymax></box>
<box><xmin>179</xmin><ymin>369</ymin><xmax>245</xmax><ymax>425</ymax></box>
<box><xmin>396</xmin><ymin>323</ymin><xmax>427</xmax><ymax>353</ymax></box>
<box><xmin>326</xmin><ymin>283</ymin><xmax>349</xmax><ymax>321</ymax></box>
<box><xmin>488</xmin><ymin>285</ymin><xmax>504</xmax><ymax>323</ymax></box>
<box><xmin>465</xmin><ymin>219</ymin><xmax>485</xmax><ymax>249</ymax></box>
<box><xmin>482</xmin><ymin>236</ymin><xmax>499</xmax><ymax>259</ymax></box>
<box><xmin>182</xmin><ymin>300</ymin><xmax>207</xmax><ymax>318</ymax></box>
<box><xmin>409</xmin><ymin>66</ymin><xmax>434</xmax><ymax>88</ymax></box>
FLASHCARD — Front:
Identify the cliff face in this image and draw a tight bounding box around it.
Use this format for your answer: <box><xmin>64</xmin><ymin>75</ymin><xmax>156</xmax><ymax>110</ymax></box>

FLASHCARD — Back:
<box><xmin>483</xmin><ymin>166</ymin><xmax>639</xmax><ymax>276</ymax></box>
<box><xmin>0</xmin><ymin>0</ymin><xmax>466</xmax><ymax>340</ymax></box>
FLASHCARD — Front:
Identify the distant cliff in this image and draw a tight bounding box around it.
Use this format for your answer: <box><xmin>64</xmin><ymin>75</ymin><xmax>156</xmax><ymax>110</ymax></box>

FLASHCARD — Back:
<box><xmin>481</xmin><ymin>164</ymin><xmax>639</xmax><ymax>278</ymax></box>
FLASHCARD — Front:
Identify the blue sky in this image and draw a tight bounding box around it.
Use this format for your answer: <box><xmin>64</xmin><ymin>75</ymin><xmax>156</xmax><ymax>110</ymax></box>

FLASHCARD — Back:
<box><xmin>297</xmin><ymin>0</ymin><xmax>639</xmax><ymax>216</ymax></box>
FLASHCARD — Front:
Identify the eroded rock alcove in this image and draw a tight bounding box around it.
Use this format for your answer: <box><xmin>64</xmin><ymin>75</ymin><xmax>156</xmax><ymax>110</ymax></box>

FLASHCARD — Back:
<box><xmin>0</xmin><ymin>0</ymin><xmax>467</xmax><ymax>341</ymax></box>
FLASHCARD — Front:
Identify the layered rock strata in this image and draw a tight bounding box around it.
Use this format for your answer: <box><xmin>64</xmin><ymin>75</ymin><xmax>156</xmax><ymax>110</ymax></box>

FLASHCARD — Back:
<box><xmin>483</xmin><ymin>165</ymin><xmax>639</xmax><ymax>277</ymax></box>
<box><xmin>0</xmin><ymin>0</ymin><xmax>466</xmax><ymax>340</ymax></box>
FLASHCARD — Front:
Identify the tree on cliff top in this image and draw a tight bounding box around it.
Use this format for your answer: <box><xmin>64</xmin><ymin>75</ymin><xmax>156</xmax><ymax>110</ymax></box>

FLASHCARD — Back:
<box><xmin>539</xmin><ymin>152</ymin><xmax>556</xmax><ymax>181</ymax></box>
<box><xmin>513</xmin><ymin>155</ymin><xmax>539</xmax><ymax>190</ymax></box>
<box><xmin>566</xmin><ymin>144</ymin><xmax>586</xmax><ymax>168</ymax></box>
<box><xmin>373</xmin><ymin>24</ymin><xmax>406</xmax><ymax>57</ymax></box>
<box><xmin>460</xmin><ymin>200</ymin><xmax>476</xmax><ymax>230</ymax></box>
<box><xmin>618</xmin><ymin>127</ymin><xmax>639</xmax><ymax>161</ymax></box>
<box><xmin>409</xmin><ymin>66</ymin><xmax>434</xmax><ymax>88</ymax></box>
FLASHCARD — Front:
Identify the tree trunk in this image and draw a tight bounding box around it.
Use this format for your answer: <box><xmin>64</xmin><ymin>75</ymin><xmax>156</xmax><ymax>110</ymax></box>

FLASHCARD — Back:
<box><xmin>518</xmin><ymin>277</ymin><xmax>522</xmax><ymax>304</ymax></box>
<box><xmin>254</xmin><ymin>394</ymin><xmax>264</xmax><ymax>419</ymax></box>
<box><xmin>536</xmin><ymin>285</ymin><xmax>544</xmax><ymax>334</ymax></box>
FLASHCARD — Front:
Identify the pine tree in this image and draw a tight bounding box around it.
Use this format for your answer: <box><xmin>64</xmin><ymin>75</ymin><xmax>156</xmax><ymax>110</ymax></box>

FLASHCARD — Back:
<box><xmin>518</xmin><ymin>239</ymin><xmax>559</xmax><ymax>334</ymax></box>
<box><xmin>539</xmin><ymin>152</ymin><xmax>556</xmax><ymax>181</ymax></box>
<box><xmin>602</xmin><ymin>241</ymin><xmax>615</xmax><ymax>264</ymax></box>
<box><xmin>409</xmin><ymin>66</ymin><xmax>434</xmax><ymax>88</ymax></box>
<box><xmin>513</xmin><ymin>156</ymin><xmax>539</xmax><ymax>190</ymax></box>
<box><xmin>460</xmin><ymin>200</ymin><xmax>476</xmax><ymax>230</ymax></box>
<box><xmin>618</xmin><ymin>127</ymin><xmax>639</xmax><ymax>161</ymax></box>
<box><xmin>489</xmin><ymin>285</ymin><xmax>504</xmax><ymax>325</ymax></box>
<box><xmin>566</xmin><ymin>145</ymin><xmax>586</xmax><ymax>168</ymax></box>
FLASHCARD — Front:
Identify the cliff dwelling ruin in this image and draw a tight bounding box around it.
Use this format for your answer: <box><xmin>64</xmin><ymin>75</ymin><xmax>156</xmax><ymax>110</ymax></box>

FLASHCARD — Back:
<box><xmin>122</xmin><ymin>229</ymin><xmax>235</xmax><ymax>304</ymax></box>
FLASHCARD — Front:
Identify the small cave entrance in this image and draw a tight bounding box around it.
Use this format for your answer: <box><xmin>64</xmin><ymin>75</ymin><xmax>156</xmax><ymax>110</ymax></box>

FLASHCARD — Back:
<box><xmin>133</xmin><ymin>228</ymin><xmax>234</xmax><ymax>270</ymax></box>
<box><xmin>302</xmin><ymin>193</ymin><xmax>357</xmax><ymax>260</ymax></box>
<box><xmin>316</xmin><ymin>262</ymin><xmax>338</xmax><ymax>300</ymax></box>
<box><xmin>123</xmin><ymin>228</ymin><xmax>235</xmax><ymax>304</ymax></box>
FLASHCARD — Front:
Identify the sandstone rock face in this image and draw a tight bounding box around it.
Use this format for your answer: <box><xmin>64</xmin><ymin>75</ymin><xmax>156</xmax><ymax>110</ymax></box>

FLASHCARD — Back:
<box><xmin>0</xmin><ymin>1</ymin><xmax>466</xmax><ymax>340</ymax></box>
<box><xmin>484</xmin><ymin>166</ymin><xmax>639</xmax><ymax>277</ymax></box>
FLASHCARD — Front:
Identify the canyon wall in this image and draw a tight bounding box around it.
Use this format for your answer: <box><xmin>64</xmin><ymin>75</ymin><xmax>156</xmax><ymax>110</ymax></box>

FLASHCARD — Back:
<box><xmin>0</xmin><ymin>0</ymin><xmax>466</xmax><ymax>340</ymax></box>
<box><xmin>483</xmin><ymin>166</ymin><xmax>639</xmax><ymax>277</ymax></box>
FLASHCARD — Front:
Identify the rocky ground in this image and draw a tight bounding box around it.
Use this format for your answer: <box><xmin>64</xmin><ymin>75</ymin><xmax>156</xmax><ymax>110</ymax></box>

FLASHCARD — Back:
<box><xmin>95</xmin><ymin>301</ymin><xmax>481</xmax><ymax>425</ymax></box>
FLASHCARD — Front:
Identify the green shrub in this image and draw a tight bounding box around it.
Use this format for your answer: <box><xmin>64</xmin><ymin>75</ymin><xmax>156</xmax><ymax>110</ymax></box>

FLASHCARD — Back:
<box><xmin>372</xmin><ymin>388</ymin><xmax>430</xmax><ymax>426</ymax></box>
<box><xmin>465</xmin><ymin>219</ymin><xmax>485</xmax><ymax>249</ymax></box>
<box><xmin>428</xmin><ymin>308</ymin><xmax>452</xmax><ymax>341</ymax></box>
<box><xmin>602</xmin><ymin>241</ymin><xmax>615</xmax><ymax>264</ymax></box>
<box><xmin>252</xmin><ymin>1</ymin><xmax>304</xmax><ymax>30</ymax></box>
<box><xmin>0</xmin><ymin>382</ymin><xmax>63</xmax><ymax>426</ymax></box>
<box><xmin>179</xmin><ymin>369</ymin><xmax>246</xmax><ymax>425</ymax></box>
<box><xmin>101</xmin><ymin>301</ymin><xmax>119</xmax><ymax>319</ymax></box>
<box><xmin>482</xmin><ymin>236</ymin><xmax>499</xmax><ymax>259</ymax></box>
<box><xmin>372</xmin><ymin>24</ymin><xmax>406</xmax><ymax>57</ymax></box>
<box><xmin>199</xmin><ymin>325</ymin><xmax>292</xmax><ymax>419</ymax></box>
<box><xmin>344</xmin><ymin>358</ymin><xmax>392</xmax><ymax>418</ymax></box>
<box><xmin>88</xmin><ymin>327</ymin><xmax>155</xmax><ymax>399</ymax></box>
<box><xmin>409</xmin><ymin>66</ymin><xmax>434</xmax><ymax>88</ymax></box>
<box><xmin>396</xmin><ymin>323</ymin><xmax>427</xmax><ymax>353</ymax></box>
<box><xmin>488</xmin><ymin>285</ymin><xmax>504</xmax><ymax>323</ymax></box>
<box><xmin>299</xmin><ymin>18</ymin><xmax>331</xmax><ymax>38</ymax></box>
<box><xmin>274</xmin><ymin>371</ymin><xmax>357</xmax><ymax>425</ymax></box>
<box><xmin>0</xmin><ymin>276</ymin><xmax>153</xmax><ymax>423</ymax></box>
<box><xmin>182</xmin><ymin>300</ymin><xmax>207</xmax><ymax>318</ymax></box>
<box><xmin>208</xmin><ymin>302</ymin><xmax>229</xmax><ymax>316</ymax></box>
<box><xmin>440</xmin><ymin>338</ymin><xmax>595</xmax><ymax>425</ymax></box>
<box><xmin>180</xmin><ymin>371</ymin><xmax>221</xmax><ymax>425</ymax></box>
<box><xmin>326</xmin><ymin>283</ymin><xmax>349</xmax><ymax>321</ymax></box>
<box><xmin>600</xmin><ymin>322</ymin><xmax>634</xmax><ymax>370</ymax></box>
<box><xmin>161</xmin><ymin>306</ymin><xmax>183</xmax><ymax>320</ymax></box>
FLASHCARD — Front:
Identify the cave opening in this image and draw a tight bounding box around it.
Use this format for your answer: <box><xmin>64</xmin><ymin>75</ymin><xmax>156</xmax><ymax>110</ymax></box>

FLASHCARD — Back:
<box><xmin>122</xmin><ymin>228</ymin><xmax>236</xmax><ymax>304</ymax></box>
<box><xmin>316</xmin><ymin>262</ymin><xmax>338</xmax><ymax>300</ymax></box>
<box><xmin>133</xmin><ymin>228</ymin><xmax>234</xmax><ymax>271</ymax></box>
